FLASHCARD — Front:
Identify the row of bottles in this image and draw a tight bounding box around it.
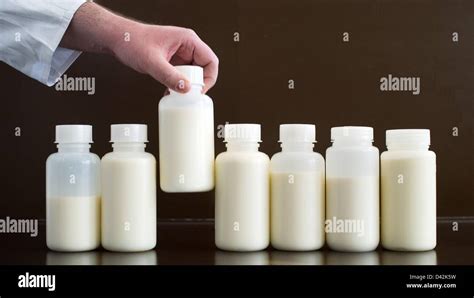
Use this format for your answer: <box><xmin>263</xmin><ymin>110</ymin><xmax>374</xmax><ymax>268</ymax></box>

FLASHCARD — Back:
<box><xmin>215</xmin><ymin>124</ymin><xmax>436</xmax><ymax>253</ymax></box>
<box><xmin>157</xmin><ymin>67</ymin><xmax>434</xmax><ymax>252</ymax></box>
<box><xmin>46</xmin><ymin>65</ymin><xmax>436</xmax><ymax>253</ymax></box>
<box><xmin>46</xmin><ymin>124</ymin><xmax>156</xmax><ymax>252</ymax></box>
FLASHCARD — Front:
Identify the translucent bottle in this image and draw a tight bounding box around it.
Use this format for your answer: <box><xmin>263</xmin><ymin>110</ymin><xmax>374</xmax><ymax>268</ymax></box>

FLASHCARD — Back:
<box><xmin>158</xmin><ymin>65</ymin><xmax>214</xmax><ymax>192</ymax></box>
<box><xmin>101</xmin><ymin>124</ymin><xmax>157</xmax><ymax>252</ymax></box>
<box><xmin>215</xmin><ymin>124</ymin><xmax>270</xmax><ymax>251</ymax></box>
<box><xmin>46</xmin><ymin>125</ymin><xmax>100</xmax><ymax>252</ymax></box>
<box><xmin>326</xmin><ymin>126</ymin><xmax>380</xmax><ymax>252</ymax></box>
<box><xmin>270</xmin><ymin>124</ymin><xmax>325</xmax><ymax>251</ymax></box>
<box><xmin>381</xmin><ymin>129</ymin><xmax>436</xmax><ymax>251</ymax></box>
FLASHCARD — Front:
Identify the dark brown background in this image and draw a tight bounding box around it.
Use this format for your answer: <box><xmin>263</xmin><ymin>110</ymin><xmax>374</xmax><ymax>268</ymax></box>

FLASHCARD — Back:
<box><xmin>1</xmin><ymin>0</ymin><xmax>473</xmax><ymax>220</ymax></box>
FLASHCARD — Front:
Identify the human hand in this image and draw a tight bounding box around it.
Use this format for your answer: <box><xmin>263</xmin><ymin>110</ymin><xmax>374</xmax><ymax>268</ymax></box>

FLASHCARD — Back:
<box><xmin>60</xmin><ymin>2</ymin><xmax>219</xmax><ymax>93</ymax></box>
<box><xmin>112</xmin><ymin>24</ymin><xmax>219</xmax><ymax>93</ymax></box>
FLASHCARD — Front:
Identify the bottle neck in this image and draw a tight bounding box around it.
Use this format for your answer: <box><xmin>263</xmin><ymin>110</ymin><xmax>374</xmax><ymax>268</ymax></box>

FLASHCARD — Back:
<box><xmin>281</xmin><ymin>142</ymin><xmax>314</xmax><ymax>152</ymax></box>
<box><xmin>112</xmin><ymin>142</ymin><xmax>146</xmax><ymax>152</ymax></box>
<box><xmin>387</xmin><ymin>143</ymin><xmax>429</xmax><ymax>151</ymax></box>
<box><xmin>169</xmin><ymin>84</ymin><xmax>203</xmax><ymax>96</ymax></box>
<box><xmin>332</xmin><ymin>138</ymin><xmax>373</xmax><ymax>147</ymax></box>
<box><xmin>57</xmin><ymin>143</ymin><xmax>91</xmax><ymax>153</ymax></box>
<box><xmin>226</xmin><ymin>142</ymin><xmax>260</xmax><ymax>152</ymax></box>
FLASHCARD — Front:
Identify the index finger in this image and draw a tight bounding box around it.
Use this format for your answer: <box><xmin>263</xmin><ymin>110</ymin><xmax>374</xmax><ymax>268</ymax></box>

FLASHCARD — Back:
<box><xmin>190</xmin><ymin>36</ymin><xmax>219</xmax><ymax>93</ymax></box>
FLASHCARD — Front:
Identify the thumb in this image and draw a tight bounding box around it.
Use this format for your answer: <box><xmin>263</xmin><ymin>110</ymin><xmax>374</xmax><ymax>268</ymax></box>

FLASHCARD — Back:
<box><xmin>148</xmin><ymin>56</ymin><xmax>190</xmax><ymax>93</ymax></box>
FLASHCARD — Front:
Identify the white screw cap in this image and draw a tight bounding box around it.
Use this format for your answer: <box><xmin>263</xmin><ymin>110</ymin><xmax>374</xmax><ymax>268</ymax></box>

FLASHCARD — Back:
<box><xmin>111</xmin><ymin>124</ymin><xmax>148</xmax><ymax>143</ymax></box>
<box><xmin>175</xmin><ymin>65</ymin><xmax>204</xmax><ymax>86</ymax></box>
<box><xmin>224</xmin><ymin>124</ymin><xmax>261</xmax><ymax>142</ymax></box>
<box><xmin>331</xmin><ymin>126</ymin><xmax>373</xmax><ymax>142</ymax></box>
<box><xmin>386</xmin><ymin>129</ymin><xmax>430</xmax><ymax>147</ymax></box>
<box><xmin>279</xmin><ymin>124</ymin><xmax>316</xmax><ymax>143</ymax></box>
<box><xmin>55</xmin><ymin>125</ymin><xmax>92</xmax><ymax>144</ymax></box>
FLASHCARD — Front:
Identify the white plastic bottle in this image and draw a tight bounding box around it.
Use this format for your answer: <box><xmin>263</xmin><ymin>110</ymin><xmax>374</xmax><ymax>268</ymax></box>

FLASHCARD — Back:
<box><xmin>101</xmin><ymin>124</ymin><xmax>157</xmax><ymax>252</ymax></box>
<box><xmin>270</xmin><ymin>124</ymin><xmax>325</xmax><ymax>251</ymax></box>
<box><xmin>215</xmin><ymin>124</ymin><xmax>270</xmax><ymax>251</ymax></box>
<box><xmin>381</xmin><ymin>129</ymin><xmax>436</xmax><ymax>251</ymax></box>
<box><xmin>46</xmin><ymin>125</ymin><xmax>100</xmax><ymax>252</ymax></box>
<box><xmin>326</xmin><ymin>126</ymin><xmax>380</xmax><ymax>252</ymax></box>
<box><xmin>158</xmin><ymin>65</ymin><xmax>214</xmax><ymax>192</ymax></box>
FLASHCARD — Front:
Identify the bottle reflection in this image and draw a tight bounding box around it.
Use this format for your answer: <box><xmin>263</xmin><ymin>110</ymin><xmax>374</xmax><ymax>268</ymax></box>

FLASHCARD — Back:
<box><xmin>326</xmin><ymin>251</ymin><xmax>380</xmax><ymax>265</ymax></box>
<box><xmin>101</xmin><ymin>250</ymin><xmax>158</xmax><ymax>265</ymax></box>
<box><xmin>381</xmin><ymin>250</ymin><xmax>437</xmax><ymax>265</ymax></box>
<box><xmin>214</xmin><ymin>251</ymin><xmax>270</xmax><ymax>265</ymax></box>
<box><xmin>270</xmin><ymin>251</ymin><xmax>324</xmax><ymax>265</ymax></box>
<box><xmin>47</xmin><ymin>250</ymin><xmax>159</xmax><ymax>265</ymax></box>
<box><xmin>46</xmin><ymin>251</ymin><xmax>100</xmax><ymax>265</ymax></box>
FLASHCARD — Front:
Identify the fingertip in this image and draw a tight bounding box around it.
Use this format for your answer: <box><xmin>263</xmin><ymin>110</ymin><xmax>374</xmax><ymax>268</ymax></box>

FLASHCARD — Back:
<box><xmin>202</xmin><ymin>78</ymin><xmax>216</xmax><ymax>94</ymax></box>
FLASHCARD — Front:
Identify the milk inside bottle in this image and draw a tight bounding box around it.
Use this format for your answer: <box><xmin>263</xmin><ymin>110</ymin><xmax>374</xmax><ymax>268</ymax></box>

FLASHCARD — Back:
<box><xmin>158</xmin><ymin>65</ymin><xmax>214</xmax><ymax>192</ymax></box>
<box><xmin>101</xmin><ymin>124</ymin><xmax>157</xmax><ymax>252</ymax></box>
<box><xmin>215</xmin><ymin>124</ymin><xmax>270</xmax><ymax>251</ymax></box>
<box><xmin>325</xmin><ymin>126</ymin><xmax>380</xmax><ymax>252</ymax></box>
<box><xmin>46</xmin><ymin>125</ymin><xmax>101</xmax><ymax>252</ymax></box>
<box><xmin>381</xmin><ymin>129</ymin><xmax>436</xmax><ymax>251</ymax></box>
<box><xmin>270</xmin><ymin>124</ymin><xmax>325</xmax><ymax>251</ymax></box>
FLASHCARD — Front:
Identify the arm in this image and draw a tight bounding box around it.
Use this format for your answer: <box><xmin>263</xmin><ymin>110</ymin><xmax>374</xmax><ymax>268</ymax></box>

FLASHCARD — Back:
<box><xmin>60</xmin><ymin>2</ymin><xmax>219</xmax><ymax>93</ymax></box>
<box><xmin>0</xmin><ymin>0</ymin><xmax>87</xmax><ymax>86</ymax></box>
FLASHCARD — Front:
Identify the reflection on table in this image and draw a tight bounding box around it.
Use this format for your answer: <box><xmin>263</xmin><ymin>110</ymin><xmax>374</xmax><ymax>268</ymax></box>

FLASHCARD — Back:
<box><xmin>381</xmin><ymin>250</ymin><xmax>437</xmax><ymax>265</ymax></box>
<box><xmin>101</xmin><ymin>250</ymin><xmax>158</xmax><ymax>265</ymax></box>
<box><xmin>47</xmin><ymin>251</ymin><xmax>101</xmax><ymax>265</ymax></box>
<box><xmin>46</xmin><ymin>250</ymin><xmax>158</xmax><ymax>265</ymax></box>
<box><xmin>45</xmin><ymin>248</ymin><xmax>438</xmax><ymax>266</ymax></box>
<box><xmin>214</xmin><ymin>251</ymin><xmax>270</xmax><ymax>265</ymax></box>
<box><xmin>213</xmin><ymin>249</ymin><xmax>438</xmax><ymax>266</ymax></box>
<box><xmin>270</xmin><ymin>251</ymin><xmax>324</xmax><ymax>265</ymax></box>
<box><xmin>326</xmin><ymin>251</ymin><xmax>380</xmax><ymax>265</ymax></box>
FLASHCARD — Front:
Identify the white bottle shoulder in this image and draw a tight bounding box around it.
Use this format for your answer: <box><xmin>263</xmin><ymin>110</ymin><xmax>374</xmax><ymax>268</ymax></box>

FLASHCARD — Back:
<box><xmin>381</xmin><ymin>149</ymin><xmax>436</xmax><ymax>160</ymax></box>
<box><xmin>216</xmin><ymin>150</ymin><xmax>269</xmax><ymax>164</ymax></box>
<box><xmin>326</xmin><ymin>145</ymin><xmax>379</xmax><ymax>154</ymax></box>
<box><xmin>102</xmin><ymin>151</ymin><xmax>156</xmax><ymax>163</ymax></box>
<box><xmin>271</xmin><ymin>151</ymin><xmax>324</xmax><ymax>173</ymax></box>
<box><xmin>46</xmin><ymin>151</ymin><xmax>100</xmax><ymax>164</ymax></box>
<box><xmin>159</xmin><ymin>91</ymin><xmax>213</xmax><ymax>109</ymax></box>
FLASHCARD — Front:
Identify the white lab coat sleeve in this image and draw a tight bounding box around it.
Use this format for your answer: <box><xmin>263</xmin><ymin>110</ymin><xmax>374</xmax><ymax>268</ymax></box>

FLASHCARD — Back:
<box><xmin>0</xmin><ymin>0</ymin><xmax>87</xmax><ymax>86</ymax></box>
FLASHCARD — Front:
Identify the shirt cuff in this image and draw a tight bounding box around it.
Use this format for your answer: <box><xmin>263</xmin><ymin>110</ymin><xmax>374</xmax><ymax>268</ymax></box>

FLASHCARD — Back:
<box><xmin>47</xmin><ymin>47</ymin><xmax>82</xmax><ymax>87</ymax></box>
<box><xmin>44</xmin><ymin>0</ymin><xmax>87</xmax><ymax>86</ymax></box>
